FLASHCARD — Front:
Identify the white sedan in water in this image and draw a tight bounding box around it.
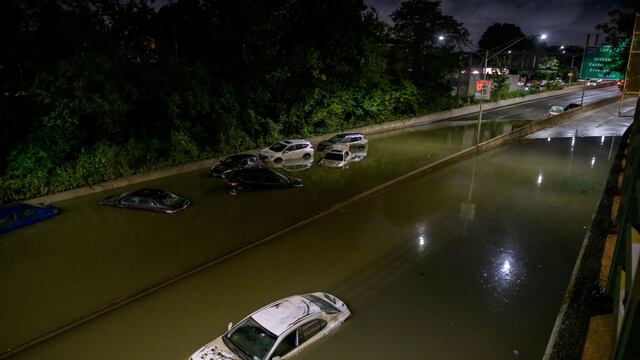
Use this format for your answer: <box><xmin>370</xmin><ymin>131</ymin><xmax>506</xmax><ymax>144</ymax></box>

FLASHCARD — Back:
<box><xmin>188</xmin><ymin>293</ymin><xmax>351</xmax><ymax>360</ymax></box>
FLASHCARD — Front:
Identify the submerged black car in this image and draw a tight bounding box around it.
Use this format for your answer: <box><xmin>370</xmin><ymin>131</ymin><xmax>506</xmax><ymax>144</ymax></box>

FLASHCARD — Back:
<box><xmin>210</xmin><ymin>154</ymin><xmax>262</xmax><ymax>178</ymax></box>
<box><xmin>226</xmin><ymin>168</ymin><xmax>303</xmax><ymax>194</ymax></box>
<box><xmin>100</xmin><ymin>188</ymin><xmax>190</xmax><ymax>213</ymax></box>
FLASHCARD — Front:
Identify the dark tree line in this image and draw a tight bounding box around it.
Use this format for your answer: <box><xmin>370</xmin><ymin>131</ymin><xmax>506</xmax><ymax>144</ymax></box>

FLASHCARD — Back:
<box><xmin>0</xmin><ymin>0</ymin><xmax>471</xmax><ymax>201</ymax></box>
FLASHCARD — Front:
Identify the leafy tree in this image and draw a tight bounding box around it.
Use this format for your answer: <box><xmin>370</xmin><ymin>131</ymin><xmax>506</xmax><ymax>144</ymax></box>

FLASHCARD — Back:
<box><xmin>391</xmin><ymin>0</ymin><xmax>469</xmax><ymax>87</ymax></box>
<box><xmin>478</xmin><ymin>23</ymin><xmax>530</xmax><ymax>51</ymax></box>
<box><xmin>596</xmin><ymin>0</ymin><xmax>639</xmax><ymax>73</ymax></box>
<box><xmin>536</xmin><ymin>56</ymin><xmax>561</xmax><ymax>80</ymax></box>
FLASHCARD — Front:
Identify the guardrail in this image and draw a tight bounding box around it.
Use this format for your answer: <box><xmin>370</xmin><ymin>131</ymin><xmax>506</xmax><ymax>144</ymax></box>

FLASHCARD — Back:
<box><xmin>602</xmin><ymin>97</ymin><xmax>640</xmax><ymax>359</ymax></box>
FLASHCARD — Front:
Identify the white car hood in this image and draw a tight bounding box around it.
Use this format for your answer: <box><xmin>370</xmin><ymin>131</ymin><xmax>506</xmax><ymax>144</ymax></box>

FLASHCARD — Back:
<box><xmin>260</xmin><ymin>148</ymin><xmax>278</xmax><ymax>157</ymax></box>
<box><xmin>190</xmin><ymin>337</ymin><xmax>239</xmax><ymax>360</ymax></box>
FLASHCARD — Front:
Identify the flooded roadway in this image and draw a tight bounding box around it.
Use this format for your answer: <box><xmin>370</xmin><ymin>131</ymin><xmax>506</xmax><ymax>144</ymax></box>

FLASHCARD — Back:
<box><xmin>0</xmin><ymin>88</ymin><xmax>630</xmax><ymax>359</ymax></box>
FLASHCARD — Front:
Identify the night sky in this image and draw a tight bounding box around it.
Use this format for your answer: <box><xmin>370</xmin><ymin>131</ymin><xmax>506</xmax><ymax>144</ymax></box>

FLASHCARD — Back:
<box><xmin>368</xmin><ymin>0</ymin><xmax>620</xmax><ymax>47</ymax></box>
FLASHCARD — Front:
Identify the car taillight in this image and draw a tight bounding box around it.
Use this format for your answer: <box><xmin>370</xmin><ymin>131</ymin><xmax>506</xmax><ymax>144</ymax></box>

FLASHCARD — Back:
<box><xmin>230</xmin><ymin>182</ymin><xmax>238</xmax><ymax>187</ymax></box>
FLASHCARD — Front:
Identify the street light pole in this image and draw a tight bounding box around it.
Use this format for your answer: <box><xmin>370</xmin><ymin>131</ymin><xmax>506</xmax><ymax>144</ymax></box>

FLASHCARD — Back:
<box><xmin>476</xmin><ymin>49</ymin><xmax>489</xmax><ymax>145</ymax></box>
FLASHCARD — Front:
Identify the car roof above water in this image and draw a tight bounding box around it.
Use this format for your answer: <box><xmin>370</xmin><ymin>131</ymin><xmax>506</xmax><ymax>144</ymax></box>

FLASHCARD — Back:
<box><xmin>251</xmin><ymin>295</ymin><xmax>322</xmax><ymax>336</ymax></box>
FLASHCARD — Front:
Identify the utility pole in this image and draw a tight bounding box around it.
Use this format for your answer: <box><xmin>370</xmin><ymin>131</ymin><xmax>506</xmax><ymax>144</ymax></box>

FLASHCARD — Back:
<box><xmin>476</xmin><ymin>50</ymin><xmax>489</xmax><ymax>145</ymax></box>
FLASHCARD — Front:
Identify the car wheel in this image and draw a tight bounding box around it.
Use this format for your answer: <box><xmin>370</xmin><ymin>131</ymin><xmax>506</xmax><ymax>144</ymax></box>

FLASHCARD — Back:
<box><xmin>303</xmin><ymin>153</ymin><xmax>311</xmax><ymax>160</ymax></box>
<box><xmin>274</xmin><ymin>157</ymin><xmax>283</xmax><ymax>164</ymax></box>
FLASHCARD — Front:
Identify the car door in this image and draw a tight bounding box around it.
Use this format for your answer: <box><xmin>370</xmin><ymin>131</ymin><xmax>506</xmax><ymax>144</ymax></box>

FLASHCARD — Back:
<box><xmin>269</xmin><ymin>319</ymin><xmax>327</xmax><ymax>359</ymax></box>
<box><xmin>282</xmin><ymin>145</ymin><xmax>296</xmax><ymax>160</ymax></box>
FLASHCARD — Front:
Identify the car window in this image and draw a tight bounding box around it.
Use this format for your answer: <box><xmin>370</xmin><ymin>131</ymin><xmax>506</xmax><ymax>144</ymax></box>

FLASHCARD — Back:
<box><xmin>120</xmin><ymin>196</ymin><xmax>139</xmax><ymax>205</ymax></box>
<box><xmin>284</xmin><ymin>146</ymin><xmax>294</xmax><ymax>152</ymax></box>
<box><xmin>271</xmin><ymin>331</ymin><xmax>297</xmax><ymax>359</ymax></box>
<box><xmin>18</xmin><ymin>209</ymin><xmax>37</xmax><ymax>220</ymax></box>
<box><xmin>225</xmin><ymin>317</ymin><xmax>277</xmax><ymax>360</ymax></box>
<box><xmin>298</xmin><ymin>320</ymin><xmax>327</xmax><ymax>344</ymax></box>
<box><xmin>269</xmin><ymin>143</ymin><xmax>287</xmax><ymax>152</ymax></box>
<box><xmin>139</xmin><ymin>197</ymin><xmax>157</xmax><ymax>207</ymax></box>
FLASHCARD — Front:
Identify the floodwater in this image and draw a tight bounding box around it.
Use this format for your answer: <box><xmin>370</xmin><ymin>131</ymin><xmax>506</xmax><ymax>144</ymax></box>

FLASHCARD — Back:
<box><xmin>8</xmin><ymin>135</ymin><xmax>618</xmax><ymax>360</ymax></box>
<box><xmin>0</xmin><ymin>119</ymin><xmax>526</xmax><ymax>351</ymax></box>
<box><xmin>0</xmin><ymin>93</ymin><xmax>630</xmax><ymax>359</ymax></box>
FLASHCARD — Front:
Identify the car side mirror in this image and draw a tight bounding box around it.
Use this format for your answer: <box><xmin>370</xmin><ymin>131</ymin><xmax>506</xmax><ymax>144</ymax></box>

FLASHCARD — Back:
<box><xmin>228</xmin><ymin>322</ymin><xmax>233</xmax><ymax>331</ymax></box>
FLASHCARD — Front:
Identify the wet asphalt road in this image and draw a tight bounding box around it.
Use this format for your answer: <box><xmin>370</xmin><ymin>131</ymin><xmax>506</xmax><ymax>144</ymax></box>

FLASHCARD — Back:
<box><xmin>0</xmin><ymin>86</ymin><xmax>628</xmax><ymax>359</ymax></box>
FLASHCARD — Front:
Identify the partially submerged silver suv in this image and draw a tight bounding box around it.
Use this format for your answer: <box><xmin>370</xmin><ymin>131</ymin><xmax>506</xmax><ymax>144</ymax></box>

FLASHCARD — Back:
<box><xmin>317</xmin><ymin>133</ymin><xmax>368</xmax><ymax>152</ymax></box>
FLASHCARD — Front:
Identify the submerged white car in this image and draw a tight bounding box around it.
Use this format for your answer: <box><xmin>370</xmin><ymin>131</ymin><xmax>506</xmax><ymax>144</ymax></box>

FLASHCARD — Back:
<box><xmin>189</xmin><ymin>293</ymin><xmax>351</xmax><ymax>360</ymax></box>
<box><xmin>318</xmin><ymin>148</ymin><xmax>352</xmax><ymax>168</ymax></box>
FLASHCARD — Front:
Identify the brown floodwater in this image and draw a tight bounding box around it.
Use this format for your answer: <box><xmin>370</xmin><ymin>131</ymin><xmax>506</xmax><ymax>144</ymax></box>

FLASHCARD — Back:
<box><xmin>4</xmin><ymin>133</ymin><xmax>620</xmax><ymax>359</ymax></box>
<box><xmin>0</xmin><ymin>119</ymin><xmax>528</xmax><ymax>352</ymax></box>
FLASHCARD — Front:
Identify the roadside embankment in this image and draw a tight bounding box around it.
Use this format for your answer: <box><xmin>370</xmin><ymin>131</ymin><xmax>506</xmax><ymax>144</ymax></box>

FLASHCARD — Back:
<box><xmin>25</xmin><ymin>83</ymin><xmax>611</xmax><ymax>205</ymax></box>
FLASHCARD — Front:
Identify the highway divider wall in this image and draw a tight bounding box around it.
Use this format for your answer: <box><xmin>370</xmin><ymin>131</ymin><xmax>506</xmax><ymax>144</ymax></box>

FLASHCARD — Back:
<box><xmin>26</xmin><ymin>84</ymin><xmax>612</xmax><ymax>205</ymax></box>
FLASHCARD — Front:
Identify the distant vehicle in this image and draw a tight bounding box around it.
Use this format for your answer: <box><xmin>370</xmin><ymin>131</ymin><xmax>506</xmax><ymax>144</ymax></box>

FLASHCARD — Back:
<box><xmin>100</xmin><ymin>188</ymin><xmax>190</xmax><ymax>213</ymax></box>
<box><xmin>270</xmin><ymin>157</ymin><xmax>314</xmax><ymax>172</ymax></box>
<box><xmin>586</xmin><ymin>79</ymin><xmax>599</xmax><ymax>86</ymax></box>
<box><xmin>188</xmin><ymin>292</ymin><xmax>351</xmax><ymax>360</ymax></box>
<box><xmin>226</xmin><ymin>168</ymin><xmax>303</xmax><ymax>194</ymax></box>
<box><xmin>319</xmin><ymin>148</ymin><xmax>352</xmax><ymax>168</ymax></box>
<box><xmin>563</xmin><ymin>103</ymin><xmax>581</xmax><ymax>111</ymax></box>
<box><xmin>317</xmin><ymin>133</ymin><xmax>368</xmax><ymax>152</ymax></box>
<box><xmin>0</xmin><ymin>203</ymin><xmax>59</xmax><ymax>234</ymax></box>
<box><xmin>260</xmin><ymin>139</ymin><xmax>314</xmax><ymax>164</ymax></box>
<box><xmin>617</xmin><ymin>80</ymin><xmax>625</xmax><ymax>90</ymax></box>
<box><xmin>210</xmin><ymin>154</ymin><xmax>262</xmax><ymax>178</ymax></box>
<box><xmin>548</xmin><ymin>105</ymin><xmax>564</xmax><ymax>116</ymax></box>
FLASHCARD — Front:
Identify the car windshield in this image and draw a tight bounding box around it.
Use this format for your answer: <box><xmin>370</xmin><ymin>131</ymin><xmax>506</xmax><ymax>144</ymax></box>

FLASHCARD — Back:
<box><xmin>224</xmin><ymin>317</ymin><xmax>277</xmax><ymax>360</ymax></box>
<box><xmin>156</xmin><ymin>192</ymin><xmax>181</xmax><ymax>206</ymax></box>
<box><xmin>328</xmin><ymin>135</ymin><xmax>347</xmax><ymax>144</ymax></box>
<box><xmin>302</xmin><ymin>294</ymin><xmax>341</xmax><ymax>314</ymax></box>
<box><xmin>269</xmin><ymin>143</ymin><xmax>287</xmax><ymax>152</ymax></box>
<box><xmin>222</xmin><ymin>157</ymin><xmax>237</xmax><ymax>165</ymax></box>
<box><xmin>551</xmin><ymin>106</ymin><xmax>563</xmax><ymax>112</ymax></box>
<box><xmin>324</xmin><ymin>152</ymin><xmax>344</xmax><ymax>161</ymax></box>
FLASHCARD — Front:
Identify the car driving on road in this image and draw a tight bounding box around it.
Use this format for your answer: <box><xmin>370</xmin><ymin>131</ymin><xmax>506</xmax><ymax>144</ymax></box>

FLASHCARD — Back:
<box><xmin>317</xmin><ymin>133</ymin><xmax>368</xmax><ymax>152</ymax></box>
<box><xmin>259</xmin><ymin>140</ymin><xmax>313</xmax><ymax>164</ymax></box>
<box><xmin>188</xmin><ymin>292</ymin><xmax>351</xmax><ymax>360</ymax></box>
<box><xmin>0</xmin><ymin>203</ymin><xmax>59</xmax><ymax>234</ymax></box>
<box><xmin>226</xmin><ymin>168</ymin><xmax>303</xmax><ymax>194</ymax></box>
<box><xmin>548</xmin><ymin>105</ymin><xmax>564</xmax><ymax>116</ymax></box>
<box><xmin>210</xmin><ymin>154</ymin><xmax>262</xmax><ymax>178</ymax></box>
<box><xmin>100</xmin><ymin>188</ymin><xmax>190</xmax><ymax>213</ymax></box>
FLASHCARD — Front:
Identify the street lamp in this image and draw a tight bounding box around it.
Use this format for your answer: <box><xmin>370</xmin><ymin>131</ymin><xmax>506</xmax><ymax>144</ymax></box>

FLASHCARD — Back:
<box><xmin>438</xmin><ymin>35</ymin><xmax>445</xmax><ymax>41</ymax></box>
<box><xmin>474</xmin><ymin>33</ymin><xmax>548</xmax><ymax>145</ymax></box>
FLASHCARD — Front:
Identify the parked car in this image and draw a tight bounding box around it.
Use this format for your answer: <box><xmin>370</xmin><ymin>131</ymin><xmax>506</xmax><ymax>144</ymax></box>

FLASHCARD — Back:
<box><xmin>210</xmin><ymin>154</ymin><xmax>262</xmax><ymax>178</ymax></box>
<box><xmin>0</xmin><ymin>203</ymin><xmax>59</xmax><ymax>234</ymax></box>
<box><xmin>548</xmin><ymin>105</ymin><xmax>564</xmax><ymax>116</ymax></box>
<box><xmin>317</xmin><ymin>133</ymin><xmax>368</xmax><ymax>152</ymax></box>
<box><xmin>270</xmin><ymin>157</ymin><xmax>314</xmax><ymax>172</ymax></box>
<box><xmin>260</xmin><ymin>140</ymin><xmax>314</xmax><ymax>164</ymax></box>
<box><xmin>563</xmin><ymin>103</ymin><xmax>581</xmax><ymax>111</ymax></box>
<box><xmin>100</xmin><ymin>188</ymin><xmax>190</xmax><ymax>213</ymax></box>
<box><xmin>319</xmin><ymin>148</ymin><xmax>352</xmax><ymax>168</ymax></box>
<box><xmin>187</xmin><ymin>292</ymin><xmax>351</xmax><ymax>360</ymax></box>
<box><xmin>226</xmin><ymin>168</ymin><xmax>303</xmax><ymax>194</ymax></box>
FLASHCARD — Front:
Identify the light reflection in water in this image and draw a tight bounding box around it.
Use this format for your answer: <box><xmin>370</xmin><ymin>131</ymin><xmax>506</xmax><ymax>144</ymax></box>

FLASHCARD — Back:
<box><xmin>416</xmin><ymin>224</ymin><xmax>428</xmax><ymax>252</ymax></box>
<box><xmin>536</xmin><ymin>173</ymin><xmax>543</xmax><ymax>186</ymax></box>
<box><xmin>591</xmin><ymin>156</ymin><xmax>596</xmax><ymax>168</ymax></box>
<box><xmin>571</xmin><ymin>137</ymin><xmax>576</xmax><ymax>150</ymax></box>
<box><xmin>547</xmin><ymin>137</ymin><xmax>551</xmax><ymax>142</ymax></box>
<box><xmin>600</xmin><ymin>136</ymin><xmax>605</xmax><ymax>145</ymax></box>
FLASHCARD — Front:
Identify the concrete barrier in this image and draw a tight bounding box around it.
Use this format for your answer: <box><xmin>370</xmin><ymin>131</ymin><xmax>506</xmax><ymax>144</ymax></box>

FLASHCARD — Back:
<box><xmin>25</xmin><ymin>84</ymin><xmax>614</xmax><ymax>205</ymax></box>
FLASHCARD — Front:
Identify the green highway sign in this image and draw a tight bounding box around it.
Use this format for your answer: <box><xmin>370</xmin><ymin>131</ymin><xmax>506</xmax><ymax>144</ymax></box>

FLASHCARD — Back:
<box><xmin>580</xmin><ymin>45</ymin><xmax>624</xmax><ymax>80</ymax></box>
